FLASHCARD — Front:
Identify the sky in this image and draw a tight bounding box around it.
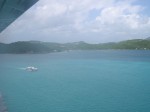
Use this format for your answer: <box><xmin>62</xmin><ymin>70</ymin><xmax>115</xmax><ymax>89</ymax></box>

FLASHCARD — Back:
<box><xmin>1</xmin><ymin>0</ymin><xmax>150</xmax><ymax>43</ymax></box>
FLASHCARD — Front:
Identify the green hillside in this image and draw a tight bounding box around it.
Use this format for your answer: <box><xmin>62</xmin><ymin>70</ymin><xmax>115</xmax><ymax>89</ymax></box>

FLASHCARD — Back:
<box><xmin>0</xmin><ymin>39</ymin><xmax>150</xmax><ymax>54</ymax></box>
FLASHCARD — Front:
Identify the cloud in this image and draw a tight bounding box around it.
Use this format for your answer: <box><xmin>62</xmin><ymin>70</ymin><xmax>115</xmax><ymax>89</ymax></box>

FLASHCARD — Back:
<box><xmin>1</xmin><ymin>0</ymin><xmax>150</xmax><ymax>43</ymax></box>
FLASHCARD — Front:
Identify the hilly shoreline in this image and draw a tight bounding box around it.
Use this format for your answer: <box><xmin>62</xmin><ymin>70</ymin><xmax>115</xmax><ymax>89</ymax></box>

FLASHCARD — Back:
<box><xmin>0</xmin><ymin>39</ymin><xmax>150</xmax><ymax>54</ymax></box>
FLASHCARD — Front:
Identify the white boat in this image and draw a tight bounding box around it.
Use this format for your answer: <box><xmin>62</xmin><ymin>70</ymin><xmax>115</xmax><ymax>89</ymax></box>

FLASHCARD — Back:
<box><xmin>25</xmin><ymin>66</ymin><xmax>38</xmax><ymax>72</ymax></box>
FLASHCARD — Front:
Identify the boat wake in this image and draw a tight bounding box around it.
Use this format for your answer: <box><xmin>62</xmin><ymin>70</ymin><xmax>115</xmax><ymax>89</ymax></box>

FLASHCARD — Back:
<box><xmin>18</xmin><ymin>68</ymin><xmax>26</xmax><ymax>70</ymax></box>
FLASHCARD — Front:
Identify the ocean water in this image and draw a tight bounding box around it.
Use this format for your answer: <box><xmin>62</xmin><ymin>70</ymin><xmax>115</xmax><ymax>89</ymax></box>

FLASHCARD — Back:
<box><xmin>0</xmin><ymin>50</ymin><xmax>150</xmax><ymax>112</ymax></box>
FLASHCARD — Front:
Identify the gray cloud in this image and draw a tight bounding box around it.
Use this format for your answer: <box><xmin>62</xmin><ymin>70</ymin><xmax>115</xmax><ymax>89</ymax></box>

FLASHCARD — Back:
<box><xmin>0</xmin><ymin>0</ymin><xmax>150</xmax><ymax>43</ymax></box>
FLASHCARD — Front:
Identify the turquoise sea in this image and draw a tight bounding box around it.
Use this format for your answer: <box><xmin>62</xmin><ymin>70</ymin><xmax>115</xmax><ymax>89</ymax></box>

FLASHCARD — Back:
<box><xmin>0</xmin><ymin>50</ymin><xmax>150</xmax><ymax>112</ymax></box>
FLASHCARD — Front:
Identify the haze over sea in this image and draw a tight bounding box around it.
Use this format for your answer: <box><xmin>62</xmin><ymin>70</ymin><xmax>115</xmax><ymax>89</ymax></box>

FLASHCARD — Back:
<box><xmin>0</xmin><ymin>50</ymin><xmax>150</xmax><ymax>112</ymax></box>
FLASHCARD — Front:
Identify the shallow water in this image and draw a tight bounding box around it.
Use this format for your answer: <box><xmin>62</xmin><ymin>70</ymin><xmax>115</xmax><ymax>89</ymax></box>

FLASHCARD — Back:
<box><xmin>0</xmin><ymin>50</ymin><xmax>150</xmax><ymax>112</ymax></box>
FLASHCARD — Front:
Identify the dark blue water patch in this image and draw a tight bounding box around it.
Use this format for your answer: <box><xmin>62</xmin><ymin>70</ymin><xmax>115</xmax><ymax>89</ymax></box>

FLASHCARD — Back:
<box><xmin>0</xmin><ymin>93</ymin><xmax>7</xmax><ymax>112</ymax></box>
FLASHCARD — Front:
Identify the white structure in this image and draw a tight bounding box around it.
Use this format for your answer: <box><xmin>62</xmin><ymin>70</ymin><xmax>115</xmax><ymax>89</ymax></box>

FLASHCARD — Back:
<box><xmin>26</xmin><ymin>67</ymin><xmax>38</xmax><ymax>72</ymax></box>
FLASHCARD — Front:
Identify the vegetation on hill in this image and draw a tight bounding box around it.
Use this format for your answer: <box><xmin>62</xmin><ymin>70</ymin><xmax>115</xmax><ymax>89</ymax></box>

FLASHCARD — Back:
<box><xmin>0</xmin><ymin>39</ymin><xmax>150</xmax><ymax>54</ymax></box>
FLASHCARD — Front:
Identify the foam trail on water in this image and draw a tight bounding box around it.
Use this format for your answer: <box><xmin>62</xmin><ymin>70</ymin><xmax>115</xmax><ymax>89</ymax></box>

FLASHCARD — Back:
<box><xmin>17</xmin><ymin>68</ymin><xmax>26</xmax><ymax>70</ymax></box>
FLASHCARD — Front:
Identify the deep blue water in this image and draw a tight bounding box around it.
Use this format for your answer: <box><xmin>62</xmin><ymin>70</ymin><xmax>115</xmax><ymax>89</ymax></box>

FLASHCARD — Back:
<box><xmin>0</xmin><ymin>50</ymin><xmax>150</xmax><ymax>112</ymax></box>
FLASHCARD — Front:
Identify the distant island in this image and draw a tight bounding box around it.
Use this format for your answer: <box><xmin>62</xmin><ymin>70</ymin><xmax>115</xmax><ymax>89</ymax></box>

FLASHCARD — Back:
<box><xmin>1</xmin><ymin>38</ymin><xmax>150</xmax><ymax>54</ymax></box>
